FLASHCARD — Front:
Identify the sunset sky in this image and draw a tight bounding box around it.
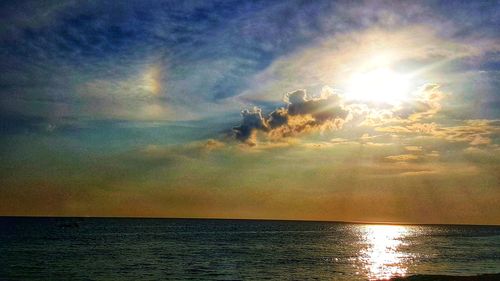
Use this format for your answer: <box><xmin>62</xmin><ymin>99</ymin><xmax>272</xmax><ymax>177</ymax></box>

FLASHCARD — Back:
<box><xmin>1</xmin><ymin>0</ymin><xmax>499</xmax><ymax>224</ymax></box>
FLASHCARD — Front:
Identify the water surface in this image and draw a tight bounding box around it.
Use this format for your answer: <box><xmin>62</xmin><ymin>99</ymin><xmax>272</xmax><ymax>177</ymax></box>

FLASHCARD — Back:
<box><xmin>1</xmin><ymin>217</ymin><xmax>499</xmax><ymax>280</ymax></box>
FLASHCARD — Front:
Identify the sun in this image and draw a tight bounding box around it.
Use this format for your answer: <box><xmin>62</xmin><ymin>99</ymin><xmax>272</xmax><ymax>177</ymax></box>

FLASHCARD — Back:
<box><xmin>346</xmin><ymin>67</ymin><xmax>410</xmax><ymax>104</ymax></box>
<box><xmin>342</xmin><ymin>53</ymin><xmax>411</xmax><ymax>104</ymax></box>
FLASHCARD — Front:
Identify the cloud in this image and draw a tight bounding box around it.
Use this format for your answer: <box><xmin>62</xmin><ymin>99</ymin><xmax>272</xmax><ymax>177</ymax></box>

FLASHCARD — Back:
<box><xmin>397</xmin><ymin>84</ymin><xmax>444</xmax><ymax>121</ymax></box>
<box><xmin>232</xmin><ymin>107</ymin><xmax>268</xmax><ymax>144</ymax></box>
<box><xmin>141</xmin><ymin>139</ymin><xmax>225</xmax><ymax>157</ymax></box>
<box><xmin>204</xmin><ymin>139</ymin><xmax>226</xmax><ymax>150</ymax></box>
<box><xmin>426</xmin><ymin>151</ymin><xmax>440</xmax><ymax>158</ymax></box>
<box><xmin>385</xmin><ymin>154</ymin><xmax>420</xmax><ymax>162</ymax></box>
<box><xmin>233</xmin><ymin>87</ymin><xmax>349</xmax><ymax>144</ymax></box>
<box><xmin>376</xmin><ymin>121</ymin><xmax>496</xmax><ymax>146</ymax></box>
<box><xmin>351</xmin><ymin>83</ymin><xmax>445</xmax><ymax>128</ymax></box>
<box><xmin>405</xmin><ymin>146</ymin><xmax>423</xmax><ymax>152</ymax></box>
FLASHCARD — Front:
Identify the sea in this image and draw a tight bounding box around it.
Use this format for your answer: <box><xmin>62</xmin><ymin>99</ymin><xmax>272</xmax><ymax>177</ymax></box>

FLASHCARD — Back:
<box><xmin>1</xmin><ymin>217</ymin><xmax>499</xmax><ymax>280</ymax></box>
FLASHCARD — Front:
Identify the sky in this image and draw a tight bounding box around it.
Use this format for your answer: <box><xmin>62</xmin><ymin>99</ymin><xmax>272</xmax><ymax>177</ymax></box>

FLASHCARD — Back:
<box><xmin>1</xmin><ymin>0</ymin><xmax>499</xmax><ymax>224</ymax></box>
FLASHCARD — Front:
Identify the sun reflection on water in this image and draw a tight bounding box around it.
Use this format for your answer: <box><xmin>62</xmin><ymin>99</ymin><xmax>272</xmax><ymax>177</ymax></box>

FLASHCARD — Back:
<box><xmin>359</xmin><ymin>225</ymin><xmax>411</xmax><ymax>280</ymax></box>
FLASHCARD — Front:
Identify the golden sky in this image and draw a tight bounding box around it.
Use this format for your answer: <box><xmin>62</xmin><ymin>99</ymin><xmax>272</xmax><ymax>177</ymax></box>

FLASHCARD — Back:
<box><xmin>1</xmin><ymin>1</ymin><xmax>499</xmax><ymax>224</ymax></box>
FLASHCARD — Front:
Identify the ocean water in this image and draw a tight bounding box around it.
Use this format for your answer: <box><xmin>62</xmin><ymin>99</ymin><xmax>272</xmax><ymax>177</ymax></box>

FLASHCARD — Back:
<box><xmin>1</xmin><ymin>218</ymin><xmax>499</xmax><ymax>280</ymax></box>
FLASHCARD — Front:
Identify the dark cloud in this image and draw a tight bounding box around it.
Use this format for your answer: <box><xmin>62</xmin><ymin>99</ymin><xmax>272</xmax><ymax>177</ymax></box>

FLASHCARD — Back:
<box><xmin>233</xmin><ymin>107</ymin><xmax>268</xmax><ymax>143</ymax></box>
<box><xmin>286</xmin><ymin>89</ymin><xmax>345</xmax><ymax>122</ymax></box>
<box><xmin>233</xmin><ymin>88</ymin><xmax>349</xmax><ymax>144</ymax></box>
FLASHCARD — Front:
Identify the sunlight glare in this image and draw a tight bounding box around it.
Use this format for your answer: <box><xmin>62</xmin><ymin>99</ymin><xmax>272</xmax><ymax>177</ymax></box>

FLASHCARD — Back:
<box><xmin>346</xmin><ymin>67</ymin><xmax>410</xmax><ymax>104</ymax></box>
<box><xmin>360</xmin><ymin>225</ymin><xmax>411</xmax><ymax>280</ymax></box>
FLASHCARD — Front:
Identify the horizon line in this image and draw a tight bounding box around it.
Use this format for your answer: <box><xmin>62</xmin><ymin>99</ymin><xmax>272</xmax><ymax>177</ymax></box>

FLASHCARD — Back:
<box><xmin>1</xmin><ymin>215</ymin><xmax>499</xmax><ymax>227</ymax></box>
